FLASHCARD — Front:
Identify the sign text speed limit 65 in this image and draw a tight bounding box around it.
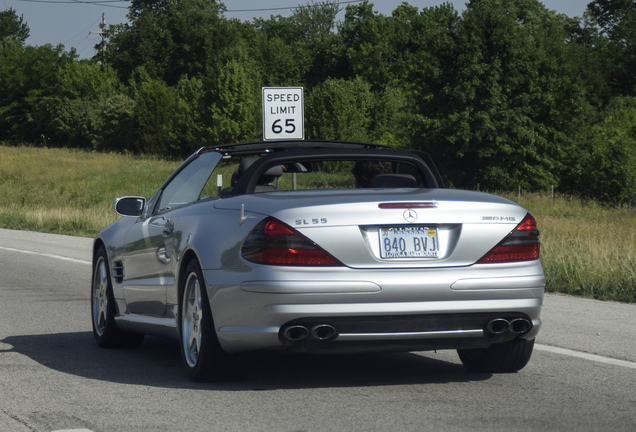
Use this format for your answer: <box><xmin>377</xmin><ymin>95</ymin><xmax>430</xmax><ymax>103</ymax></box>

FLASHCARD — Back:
<box><xmin>262</xmin><ymin>87</ymin><xmax>304</xmax><ymax>140</ymax></box>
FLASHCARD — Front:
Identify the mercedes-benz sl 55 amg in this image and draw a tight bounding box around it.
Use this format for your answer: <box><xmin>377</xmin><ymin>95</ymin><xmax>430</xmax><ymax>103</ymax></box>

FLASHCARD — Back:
<box><xmin>91</xmin><ymin>141</ymin><xmax>545</xmax><ymax>381</ymax></box>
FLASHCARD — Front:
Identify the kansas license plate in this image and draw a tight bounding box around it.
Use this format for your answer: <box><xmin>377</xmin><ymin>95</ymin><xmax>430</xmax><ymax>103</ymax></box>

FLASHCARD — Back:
<box><xmin>379</xmin><ymin>226</ymin><xmax>439</xmax><ymax>258</ymax></box>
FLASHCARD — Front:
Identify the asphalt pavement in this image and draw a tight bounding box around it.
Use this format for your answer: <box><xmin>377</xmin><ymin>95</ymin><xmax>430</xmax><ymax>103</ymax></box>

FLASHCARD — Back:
<box><xmin>1</xmin><ymin>228</ymin><xmax>635</xmax><ymax>432</ymax></box>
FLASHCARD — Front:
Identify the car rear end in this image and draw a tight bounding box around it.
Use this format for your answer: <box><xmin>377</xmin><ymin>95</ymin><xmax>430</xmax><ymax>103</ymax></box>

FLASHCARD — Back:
<box><xmin>209</xmin><ymin>188</ymin><xmax>544</xmax><ymax>361</ymax></box>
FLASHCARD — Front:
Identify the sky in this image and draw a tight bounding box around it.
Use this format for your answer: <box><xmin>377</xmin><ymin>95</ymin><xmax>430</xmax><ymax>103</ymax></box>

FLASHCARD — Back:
<box><xmin>2</xmin><ymin>0</ymin><xmax>592</xmax><ymax>59</ymax></box>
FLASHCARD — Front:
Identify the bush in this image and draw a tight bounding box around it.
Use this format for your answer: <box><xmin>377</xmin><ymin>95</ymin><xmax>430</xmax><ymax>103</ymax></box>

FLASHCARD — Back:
<box><xmin>96</xmin><ymin>94</ymin><xmax>137</xmax><ymax>153</ymax></box>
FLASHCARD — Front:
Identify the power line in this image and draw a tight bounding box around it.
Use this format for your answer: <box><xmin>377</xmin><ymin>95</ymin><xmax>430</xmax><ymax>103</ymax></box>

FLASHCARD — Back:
<box><xmin>76</xmin><ymin>33</ymin><xmax>100</xmax><ymax>57</ymax></box>
<box><xmin>224</xmin><ymin>1</ymin><xmax>364</xmax><ymax>13</ymax></box>
<box><xmin>19</xmin><ymin>0</ymin><xmax>127</xmax><ymax>3</ymax></box>
<box><xmin>63</xmin><ymin>16</ymin><xmax>101</xmax><ymax>45</ymax></box>
<box><xmin>19</xmin><ymin>0</ymin><xmax>129</xmax><ymax>8</ymax></box>
<box><xmin>17</xmin><ymin>0</ymin><xmax>365</xmax><ymax>12</ymax></box>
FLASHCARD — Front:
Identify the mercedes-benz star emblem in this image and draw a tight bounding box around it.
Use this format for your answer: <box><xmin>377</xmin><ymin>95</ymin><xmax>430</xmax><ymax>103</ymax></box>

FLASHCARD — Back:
<box><xmin>403</xmin><ymin>209</ymin><xmax>418</xmax><ymax>223</ymax></box>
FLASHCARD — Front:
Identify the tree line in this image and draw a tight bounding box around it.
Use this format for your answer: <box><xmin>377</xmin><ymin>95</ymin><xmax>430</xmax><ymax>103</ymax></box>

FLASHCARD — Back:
<box><xmin>1</xmin><ymin>0</ymin><xmax>635</xmax><ymax>203</ymax></box>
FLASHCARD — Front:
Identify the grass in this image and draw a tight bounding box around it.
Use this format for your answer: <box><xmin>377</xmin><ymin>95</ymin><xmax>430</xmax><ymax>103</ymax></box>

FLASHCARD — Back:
<box><xmin>1</xmin><ymin>145</ymin><xmax>634</xmax><ymax>302</ymax></box>
<box><xmin>509</xmin><ymin>193</ymin><xmax>636</xmax><ymax>303</ymax></box>
<box><xmin>0</xmin><ymin>146</ymin><xmax>180</xmax><ymax>236</ymax></box>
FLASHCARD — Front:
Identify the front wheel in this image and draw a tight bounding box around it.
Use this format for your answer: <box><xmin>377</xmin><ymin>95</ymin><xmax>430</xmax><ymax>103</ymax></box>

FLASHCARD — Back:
<box><xmin>91</xmin><ymin>246</ymin><xmax>144</xmax><ymax>348</ymax></box>
<box><xmin>458</xmin><ymin>338</ymin><xmax>535</xmax><ymax>373</ymax></box>
<box><xmin>179</xmin><ymin>259</ymin><xmax>229</xmax><ymax>382</ymax></box>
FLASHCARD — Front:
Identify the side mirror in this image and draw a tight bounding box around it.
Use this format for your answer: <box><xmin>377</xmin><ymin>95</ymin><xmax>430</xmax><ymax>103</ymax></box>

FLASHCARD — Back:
<box><xmin>113</xmin><ymin>196</ymin><xmax>146</xmax><ymax>217</ymax></box>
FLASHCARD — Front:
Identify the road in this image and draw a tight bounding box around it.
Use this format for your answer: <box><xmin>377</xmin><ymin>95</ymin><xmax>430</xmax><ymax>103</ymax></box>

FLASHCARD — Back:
<box><xmin>1</xmin><ymin>228</ymin><xmax>635</xmax><ymax>432</ymax></box>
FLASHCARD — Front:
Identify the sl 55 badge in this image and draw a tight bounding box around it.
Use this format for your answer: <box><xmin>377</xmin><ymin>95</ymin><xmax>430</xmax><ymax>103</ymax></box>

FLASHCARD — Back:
<box><xmin>296</xmin><ymin>218</ymin><xmax>328</xmax><ymax>225</ymax></box>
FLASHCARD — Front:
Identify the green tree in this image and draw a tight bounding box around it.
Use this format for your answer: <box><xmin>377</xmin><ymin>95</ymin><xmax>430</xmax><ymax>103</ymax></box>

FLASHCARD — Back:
<box><xmin>419</xmin><ymin>0</ymin><xmax>584</xmax><ymax>190</ymax></box>
<box><xmin>0</xmin><ymin>8</ymin><xmax>29</xmax><ymax>43</ymax></box>
<box><xmin>251</xmin><ymin>1</ymin><xmax>344</xmax><ymax>87</ymax></box>
<box><xmin>566</xmin><ymin>97</ymin><xmax>636</xmax><ymax>203</ymax></box>
<box><xmin>57</xmin><ymin>61</ymin><xmax>121</xmax><ymax>100</ymax></box>
<box><xmin>306</xmin><ymin>77</ymin><xmax>374</xmax><ymax>141</ymax></box>
<box><xmin>338</xmin><ymin>2</ymin><xmax>460</xmax><ymax>147</ymax></box>
<box><xmin>340</xmin><ymin>2</ymin><xmax>396</xmax><ymax>89</ymax></box>
<box><xmin>167</xmin><ymin>75</ymin><xmax>211</xmax><ymax>156</ymax></box>
<box><xmin>31</xmin><ymin>97</ymin><xmax>97</xmax><ymax>148</ymax></box>
<box><xmin>0</xmin><ymin>41</ymin><xmax>76</xmax><ymax>143</ymax></box>
<box><xmin>588</xmin><ymin>0</ymin><xmax>636</xmax><ymax>96</ymax></box>
<box><xmin>101</xmin><ymin>0</ymin><xmax>236</xmax><ymax>86</ymax></box>
<box><xmin>290</xmin><ymin>1</ymin><xmax>344</xmax><ymax>85</ymax></box>
<box><xmin>563</xmin><ymin>11</ymin><xmax>613</xmax><ymax>109</ymax></box>
<box><xmin>251</xmin><ymin>17</ymin><xmax>312</xmax><ymax>87</ymax></box>
<box><xmin>134</xmin><ymin>79</ymin><xmax>176</xmax><ymax>154</ymax></box>
<box><xmin>208</xmin><ymin>49</ymin><xmax>261</xmax><ymax>144</ymax></box>
<box><xmin>370</xmin><ymin>87</ymin><xmax>409</xmax><ymax>147</ymax></box>
<box><xmin>28</xmin><ymin>61</ymin><xmax>123</xmax><ymax>148</ymax></box>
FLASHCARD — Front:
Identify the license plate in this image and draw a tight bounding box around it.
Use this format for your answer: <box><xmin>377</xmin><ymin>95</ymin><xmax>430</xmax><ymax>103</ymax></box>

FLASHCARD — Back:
<box><xmin>379</xmin><ymin>226</ymin><xmax>439</xmax><ymax>258</ymax></box>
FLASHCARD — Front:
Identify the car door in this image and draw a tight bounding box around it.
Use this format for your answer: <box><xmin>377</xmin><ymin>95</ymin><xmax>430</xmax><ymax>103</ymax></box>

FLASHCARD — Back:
<box><xmin>121</xmin><ymin>209</ymin><xmax>183</xmax><ymax>315</ymax></box>
<box><xmin>121</xmin><ymin>151</ymin><xmax>222</xmax><ymax>316</ymax></box>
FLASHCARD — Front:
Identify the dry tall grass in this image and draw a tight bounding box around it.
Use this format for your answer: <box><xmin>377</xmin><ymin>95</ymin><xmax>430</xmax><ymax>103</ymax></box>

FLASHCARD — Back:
<box><xmin>507</xmin><ymin>193</ymin><xmax>635</xmax><ymax>302</ymax></box>
<box><xmin>0</xmin><ymin>146</ymin><xmax>179</xmax><ymax>236</ymax></box>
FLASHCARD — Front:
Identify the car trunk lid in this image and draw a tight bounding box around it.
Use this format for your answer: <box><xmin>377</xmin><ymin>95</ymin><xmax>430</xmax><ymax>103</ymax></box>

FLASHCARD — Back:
<box><xmin>216</xmin><ymin>189</ymin><xmax>529</xmax><ymax>269</ymax></box>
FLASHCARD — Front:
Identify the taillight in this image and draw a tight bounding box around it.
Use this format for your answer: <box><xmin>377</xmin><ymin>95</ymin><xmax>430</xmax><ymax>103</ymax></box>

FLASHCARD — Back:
<box><xmin>242</xmin><ymin>217</ymin><xmax>343</xmax><ymax>266</ymax></box>
<box><xmin>477</xmin><ymin>213</ymin><xmax>540</xmax><ymax>264</ymax></box>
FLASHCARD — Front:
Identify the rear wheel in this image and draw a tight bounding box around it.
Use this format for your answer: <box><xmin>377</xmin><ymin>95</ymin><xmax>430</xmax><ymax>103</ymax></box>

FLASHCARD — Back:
<box><xmin>179</xmin><ymin>259</ymin><xmax>228</xmax><ymax>382</ymax></box>
<box><xmin>458</xmin><ymin>338</ymin><xmax>535</xmax><ymax>373</ymax></box>
<box><xmin>91</xmin><ymin>246</ymin><xmax>144</xmax><ymax>348</ymax></box>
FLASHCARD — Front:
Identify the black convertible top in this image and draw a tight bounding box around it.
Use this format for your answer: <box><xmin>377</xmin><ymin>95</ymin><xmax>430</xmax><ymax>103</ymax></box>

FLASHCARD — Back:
<box><xmin>155</xmin><ymin>140</ymin><xmax>445</xmax><ymax>196</ymax></box>
<box><xmin>200</xmin><ymin>140</ymin><xmax>395</xmax><ymax>158</ymax></box>
<box><xmin>194</xmin><ymin>141</ymin><xmax>441</xmax><ymax>195</ymax></box>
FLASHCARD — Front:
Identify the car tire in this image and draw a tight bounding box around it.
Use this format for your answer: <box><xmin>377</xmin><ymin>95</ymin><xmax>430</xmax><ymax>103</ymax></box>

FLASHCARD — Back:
<box><xmin>91</xmin><ymin>246</ymin><xmax>144</xmax><ymax>348</ymax></box>
<box><xmin>179</xmin><ymin>259</ymin><xmax>229</xmax><ymax>382</ymax></box>
<box><xmin>457</xmin><ymin>338</ymin><xmax>535</xmax><ymax>373</ymax></box>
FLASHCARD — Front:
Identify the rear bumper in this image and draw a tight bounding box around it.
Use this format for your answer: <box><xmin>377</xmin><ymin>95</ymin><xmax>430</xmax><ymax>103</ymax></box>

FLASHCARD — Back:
<box><xmin>213</xmin><ymin>296</ymin><xmax>543</xmax><ymax>353</ymax></box>
<box><xmin>204</xmin><ymin>262</ymin><xmax>544</xmax><ymax>353</ymax></box>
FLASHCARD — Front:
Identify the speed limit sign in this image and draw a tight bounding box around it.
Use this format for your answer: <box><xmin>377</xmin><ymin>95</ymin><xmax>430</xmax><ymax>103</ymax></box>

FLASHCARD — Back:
<box><xmin>262</xmin><ymin>87</ymin><xmax>304</xmax><ymax>141</ymax></box>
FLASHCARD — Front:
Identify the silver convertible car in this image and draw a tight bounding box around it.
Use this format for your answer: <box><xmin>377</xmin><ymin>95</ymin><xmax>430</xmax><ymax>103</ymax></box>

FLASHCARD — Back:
<box><xmin>91</xmin><ymin>141</ymin><xmax>545</xmax><ymax>381</ymax></box>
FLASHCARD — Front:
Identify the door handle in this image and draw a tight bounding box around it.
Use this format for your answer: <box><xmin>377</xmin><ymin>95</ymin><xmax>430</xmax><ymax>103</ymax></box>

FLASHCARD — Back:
<box><xmin>149</xmin><ymin>217</ymin><xmax>174</xmax><ymax>235</ymax></box>
<box><xmin>162</xmin><ymin>219</ymin><xmax>175</xmax><ymax>236</ymax></box>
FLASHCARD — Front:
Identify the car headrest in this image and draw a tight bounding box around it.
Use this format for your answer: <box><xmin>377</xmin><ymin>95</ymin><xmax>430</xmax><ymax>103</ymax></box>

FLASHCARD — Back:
<box><xmin>371</xmin><ymin>174</ymin><xmax>418</xmax><ymax>188</ymax></box>
<box><xmin>239</xmin><ymin>158</ymin><xmax>283</xmax><ymax>185</ymax></box>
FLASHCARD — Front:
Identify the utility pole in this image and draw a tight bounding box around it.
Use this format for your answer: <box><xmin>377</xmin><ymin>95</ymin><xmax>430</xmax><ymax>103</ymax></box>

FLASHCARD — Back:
<box><xmin>89</xmin><ymin>13</ymin><xmax>107</xmax><ymax>54</ymax></box>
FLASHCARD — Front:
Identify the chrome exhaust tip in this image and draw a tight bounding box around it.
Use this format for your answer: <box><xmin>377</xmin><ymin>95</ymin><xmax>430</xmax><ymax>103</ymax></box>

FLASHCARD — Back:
<box><xmin>509</xmin><ymin>318</ymin><xmax>532</xmax><ymax>334</ymax></box>
<box><xmin>310</xmin><ymin>324</ymin><xmax>338</xmax><ymax>341</ymax></box>
<box><xmin>486</xmin><ymin>318</ymin><xmax>510</xmax><ymax>335</ymax></box>
<box><xmin>282</xmin><ymin>325</ymin><xmax>309</xmax><ymax>341</ymax></box>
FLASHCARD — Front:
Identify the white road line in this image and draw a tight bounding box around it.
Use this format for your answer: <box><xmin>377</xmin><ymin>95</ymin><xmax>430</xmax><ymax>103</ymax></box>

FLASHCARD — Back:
<box><xmin>0</xmin><ymin>245</ymin><xmax>91</xmax><ymax>265</ymax></box>
<box><xmin>53</xmin><ymin>429</ymin><xmax>94</xmax><ymax>432</ymax></box>
<box><xmin>536</xmin><ymin>344</ymin><xmax>636</xmax><ymax>370</ymax></box>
